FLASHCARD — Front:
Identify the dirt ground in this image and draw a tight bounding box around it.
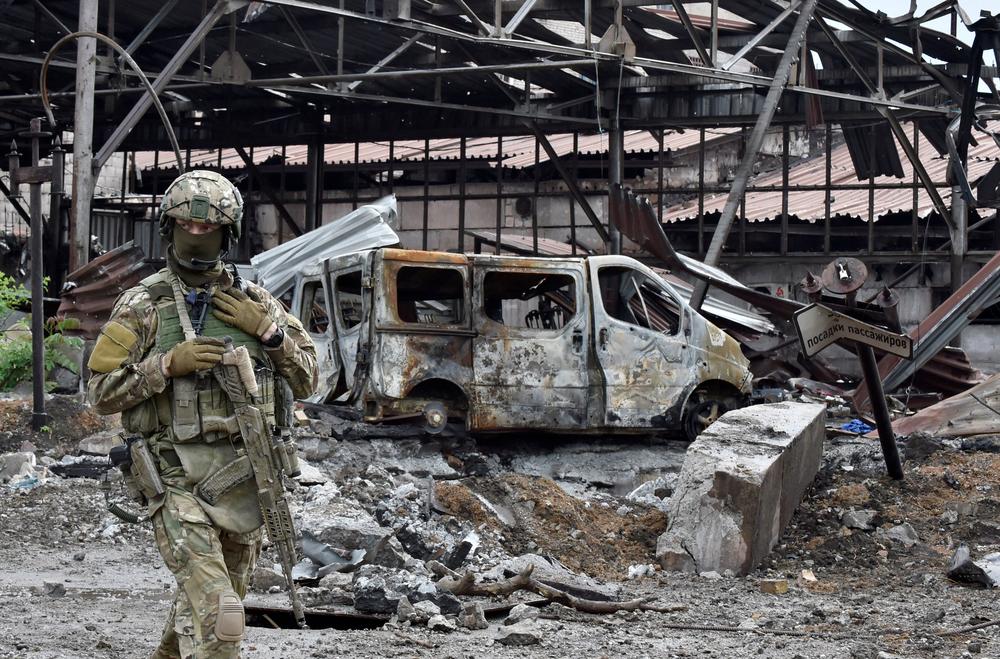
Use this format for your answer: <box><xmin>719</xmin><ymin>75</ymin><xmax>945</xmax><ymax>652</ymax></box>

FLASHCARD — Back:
<box><xmin>1</xmin><ymin>398</ymin><xmax>998</xmax><ymax>658</ymax></box>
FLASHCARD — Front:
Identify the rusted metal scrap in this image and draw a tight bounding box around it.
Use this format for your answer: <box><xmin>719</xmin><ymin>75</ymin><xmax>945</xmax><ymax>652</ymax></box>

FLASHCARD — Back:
<box><xmin>851</xmin><ymin>248</ymin><xmax>1000</xmax><ymax>411</ymax></box>
<box><xmin>889</xmin><ymin>371</ymin><xmax>1000</xmax><ymax>438</ymax></box>
<box><xmin>607</xmin><ymin>184</ymin><xmax>983</xmax><ymax>403</ymax></box>
<box><xmin>56</xmin><ymin>241</ymin><xmax>155</xmax><ymax>340</ymax></box>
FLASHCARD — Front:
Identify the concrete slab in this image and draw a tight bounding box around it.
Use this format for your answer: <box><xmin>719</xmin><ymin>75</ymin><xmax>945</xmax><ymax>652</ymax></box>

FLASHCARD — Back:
<box><xmin>656</xmin><ymin>402</ymin><xmax>825</xmax><ymax>575</ymax></box>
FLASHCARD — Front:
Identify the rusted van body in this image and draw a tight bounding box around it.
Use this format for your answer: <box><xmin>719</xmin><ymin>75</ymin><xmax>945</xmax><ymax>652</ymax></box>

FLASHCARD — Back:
<box><xmin>299</xmin><ymin>247</ymin><xmax>751</xmax><ymax>438</ymax></box>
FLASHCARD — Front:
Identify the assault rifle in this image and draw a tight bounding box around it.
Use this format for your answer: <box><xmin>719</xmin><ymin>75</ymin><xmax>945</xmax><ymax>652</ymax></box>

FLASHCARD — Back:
<box><xmin>215</xmin><ymin>338</ymin><xmax>308</xmax><ymax>629</ymax></box>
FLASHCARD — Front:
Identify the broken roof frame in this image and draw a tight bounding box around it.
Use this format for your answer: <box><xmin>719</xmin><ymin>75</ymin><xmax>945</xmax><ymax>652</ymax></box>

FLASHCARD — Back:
<box><xmin>3</xmin><ymin>0</ymin><xmax>997</xmax><ymax>293</ymax></box>
<box><xmin>2</xmin><ymin>0</ymin><xmax>984</xmax><ymax>150</ymax></box>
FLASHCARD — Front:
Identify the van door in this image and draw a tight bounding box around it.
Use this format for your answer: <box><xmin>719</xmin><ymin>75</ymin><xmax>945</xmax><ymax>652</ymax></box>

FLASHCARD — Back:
<box><xmin>471</xmin><ymin>256</ymin><xmax>589</xmax><ymax>430</ymax></box>
<box><xmin>587</xmin><ymin>255</ymin><xmax>696</xmax><ymax>429</ymax></box>
<box><xmin>295</xmin><ymin>274</ymin><xmax>340</xmax><ymax>403</ymax></box>
<box><xmin>322</xmin><ymin>252</ymin><xmax>369</xmax><ymax>399</ymax></box>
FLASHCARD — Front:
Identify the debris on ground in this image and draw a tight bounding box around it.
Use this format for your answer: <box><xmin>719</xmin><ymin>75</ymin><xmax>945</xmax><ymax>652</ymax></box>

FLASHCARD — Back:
<box><xmin>2</xmin><ymin>390</ymin><xmax>1000</xmax><ymax>657</ymax></box>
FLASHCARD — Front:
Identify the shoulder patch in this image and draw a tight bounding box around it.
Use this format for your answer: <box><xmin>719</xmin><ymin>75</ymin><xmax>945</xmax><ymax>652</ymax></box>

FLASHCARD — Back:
<box><xmin>88</xmin><ymin>321</ymin><xmax>139</xmax><ymax>373</ymax></box>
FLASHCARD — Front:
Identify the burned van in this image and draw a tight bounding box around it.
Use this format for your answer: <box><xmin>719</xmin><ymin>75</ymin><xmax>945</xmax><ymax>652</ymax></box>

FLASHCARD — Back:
<box><xmin>309</xmin><ymin>247</ymin><xmax>751</xmax><ymax>439</ymax></box>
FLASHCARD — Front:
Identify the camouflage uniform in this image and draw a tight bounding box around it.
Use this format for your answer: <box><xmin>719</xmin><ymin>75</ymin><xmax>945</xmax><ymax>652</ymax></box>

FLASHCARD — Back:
<box><xmin>88</xmin><ymin>170</ymin><xmax>318</xmax><ymax>659</ymax></box>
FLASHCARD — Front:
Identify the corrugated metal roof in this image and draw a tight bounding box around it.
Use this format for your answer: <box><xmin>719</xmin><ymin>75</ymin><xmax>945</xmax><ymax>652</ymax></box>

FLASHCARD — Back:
<box><xmin>133</xmin><ymin>127</ymin><xmax>739</xmax><ymax>171</ymax></box>
<box><xmin>661</xmin><ymin>122</ymin><xmax>1000</xmax><ymax>223</ymax></box>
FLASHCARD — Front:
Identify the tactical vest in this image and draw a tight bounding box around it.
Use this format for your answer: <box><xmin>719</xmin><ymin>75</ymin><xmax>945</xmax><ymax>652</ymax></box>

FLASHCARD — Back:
<box><xmin>121</xmin><ymin>270</ymin><xmax>277</xmax><ymax>443</ymax></box>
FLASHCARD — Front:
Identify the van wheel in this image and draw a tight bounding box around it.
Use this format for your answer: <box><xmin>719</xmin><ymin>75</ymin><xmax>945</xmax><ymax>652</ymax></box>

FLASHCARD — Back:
<box><xmin>682</xmin><ymin>395</ymin><xmax>733</xmax><ymax>442</ymax></box>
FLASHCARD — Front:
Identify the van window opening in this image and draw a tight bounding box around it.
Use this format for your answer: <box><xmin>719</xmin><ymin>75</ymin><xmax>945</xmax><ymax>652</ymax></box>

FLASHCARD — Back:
<box><xmin>482</xmin><ymin>271</ymin><xmax>576</xmax><ymax>329</ymax></box>
<box><xmin>301</xmin><ymin>280</ymin><xmax>330</xmax><ymax>335</ymax></box>
<box><xmin>598</xmin><ymin>266</ymin><xmax>680</xmax><ymax>335</ymax></box>
<box><xmin>334</xmin><ymin>270</ymin><xmax>363</xmax><ymax>330</ymax></box>
<box><xmin>395</xmin><ymin>266</ymin><xmax>465</xmax><ymax>325</ymax></box>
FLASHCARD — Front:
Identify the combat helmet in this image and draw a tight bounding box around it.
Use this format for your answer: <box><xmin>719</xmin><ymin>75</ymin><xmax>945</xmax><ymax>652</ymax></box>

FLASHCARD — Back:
<box><xmin>158</xmin><ymin>169</ymin><xmax>243</xmax><ymax>244</ymax></box>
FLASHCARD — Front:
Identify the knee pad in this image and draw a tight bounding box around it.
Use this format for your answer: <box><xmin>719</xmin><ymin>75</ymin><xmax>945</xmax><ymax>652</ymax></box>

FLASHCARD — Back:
<box><xmin>214</xmin><ymin>592</ymin><xmax>245</xmax><ymax>642</ymax></box>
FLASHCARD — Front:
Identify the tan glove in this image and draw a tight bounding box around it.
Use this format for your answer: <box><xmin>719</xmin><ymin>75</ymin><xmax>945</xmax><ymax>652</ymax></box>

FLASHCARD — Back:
<box><xmin>212</xmin><ymin>288</ymin><xmax>273</xmax><ymax>338</ymax></box>
<box><xmin>163</xmin><ymin>337</ymin><xmax>226</xmax><ymax>377</ymax></box>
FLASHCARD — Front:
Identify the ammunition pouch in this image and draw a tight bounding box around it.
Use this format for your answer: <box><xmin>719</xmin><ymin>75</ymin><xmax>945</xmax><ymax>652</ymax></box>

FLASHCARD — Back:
<box><xmin>195</xmin><ymin>455</ymin><xmax>254</xmax><ymax>506</ymax></box>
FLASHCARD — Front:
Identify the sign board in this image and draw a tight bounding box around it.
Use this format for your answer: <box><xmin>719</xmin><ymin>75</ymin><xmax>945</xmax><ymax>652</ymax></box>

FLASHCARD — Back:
<box><xmin>793</xmin><ymin>303</ymin><xmax>913</xmax><ymax>359</ymax></box>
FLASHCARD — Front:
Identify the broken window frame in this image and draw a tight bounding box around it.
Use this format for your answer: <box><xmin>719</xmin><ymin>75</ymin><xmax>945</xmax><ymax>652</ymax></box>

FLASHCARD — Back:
<box><xmin>376</xmin><ymin>258</ymin><xmax>472</xmax><ymax>331</ymax></box>
<box><xmin>596</xmin><ymin>263</ymin><xmax>685</xmax><ymax>337</ymax></box>
<box><xmin>478</xmin><ymin>268</ymin><xmax>580</xmax><ymax>333</ymax></box>
<box><xmin>299</xmin><ymin>276</ymin><xmax>332</xmax><ymax>337</ymax></box>
<box><xmin>332</xmin><ymin>268</ymin><xmax>365</xmax><ymax>333</ymax></box>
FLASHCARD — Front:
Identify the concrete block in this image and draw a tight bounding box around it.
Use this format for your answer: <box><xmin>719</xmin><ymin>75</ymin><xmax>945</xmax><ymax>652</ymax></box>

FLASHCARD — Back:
<box><xmin>656</xmin><ymin>402</ymin><xmax>825</xmax><ymax>575</ymax></box>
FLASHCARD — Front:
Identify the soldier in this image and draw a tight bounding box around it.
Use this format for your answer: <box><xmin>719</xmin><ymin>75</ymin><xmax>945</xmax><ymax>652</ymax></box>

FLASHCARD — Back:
<box><xmin>88</xmin><ymin>169</ymin><xmax>318</xmax><ymax>659</ymax></box>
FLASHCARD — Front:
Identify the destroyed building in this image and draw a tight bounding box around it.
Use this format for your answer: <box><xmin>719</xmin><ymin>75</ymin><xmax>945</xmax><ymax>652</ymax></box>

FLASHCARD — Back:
<box><xmin>2</xmin><ymin>0</ymin><xmax>1000</xmax><ymax>657</ymax></box>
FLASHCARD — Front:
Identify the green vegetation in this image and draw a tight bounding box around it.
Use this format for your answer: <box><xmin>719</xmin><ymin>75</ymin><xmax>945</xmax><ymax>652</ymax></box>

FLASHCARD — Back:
<box><xmin>0</xmin><ymin>272</ymin><xmax>83</xmax><ymax>391</ymax></box>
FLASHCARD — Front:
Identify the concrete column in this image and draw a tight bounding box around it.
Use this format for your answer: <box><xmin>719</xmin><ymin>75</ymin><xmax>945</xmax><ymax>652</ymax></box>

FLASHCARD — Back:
<box><xmin>70</xmin><ymin>0</ymin><xmax>99</xmax><ymax>272</ymax></box>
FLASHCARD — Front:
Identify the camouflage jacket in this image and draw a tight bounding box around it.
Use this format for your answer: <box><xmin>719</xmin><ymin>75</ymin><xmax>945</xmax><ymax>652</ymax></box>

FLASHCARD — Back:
<box><xmin>88</xmin><ymin>266</ymin><xmax>318</xmax><ymax>417</ymax></box>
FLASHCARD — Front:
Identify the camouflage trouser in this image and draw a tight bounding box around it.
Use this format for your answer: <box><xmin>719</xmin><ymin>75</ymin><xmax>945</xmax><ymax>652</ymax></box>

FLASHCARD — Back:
<box><xmin>149</xmin><ymin>489</ymin><xmax>262</xmax><ymax>659</ymax></box>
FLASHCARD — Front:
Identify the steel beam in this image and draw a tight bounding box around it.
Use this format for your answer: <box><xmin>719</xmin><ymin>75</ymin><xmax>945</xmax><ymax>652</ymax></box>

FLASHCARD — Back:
<box><xmin>124</xmin><ymin>0</ymin><xmax>180</xmax><ymax>55</ymax></box>
<box><xmin>720</xmin><ymin>0</ymin><xmax>800</xmax><ymax>71</ymax></box>
<box><xmin>670</xmin><ymin>1</ymin><xmax>712</xmax><ymax>67</ymax></box>
<box><xmin>815</xmin><ymin>3</ymin><xmax>963</xmax><ymax>102</ymax></box>
<box><xmin>265</xmin><ymin>84</ymin><xmax>597</xmax><ymax>124</ymax></box>
<box><xmin>251</xmin><ymin>57</ymin><xmax>595</xmax><ymax>87</ymax></box>
<box><xmin>70</xmin><ymin>0</ymin><xmax>98</xmax><ymax>272</ymax></box>
<box><xmin>690</xmin><ymin>0</ymin><xmax>819</xmax><ymax>310</ymax></box>
<box><xmin>451</xmin><ymin>0</ymin><xmax>493</xmax><ymax>36</ymax></box>
<box><xmin>234</xmin><ymin>146</ymin><xmax>304</xmax><ymax>237</ymax></box>
<box><xmin>31</xmin><ymin>0</ymin><xmax>71</xmax><ymax>35</ymax></box>
<box><xmin>280</xmin><ymin>5</ymin><xmax>332</xmax><ymax>77</ymax></box>
<box><xmin>528</xmin><ymin>123</ymin><xmax>610</xmax><ymax>243</ymax></box>
<box><xmin>503</xmin><ymin>0</ymin><xmax>538</xmax><ymax>36</ymax></box>
<box><xmin>0</xmin><ymin>177</ymin><xmax>32</xmax><ymax>227</ymax></box>
<box><xmin>242</xmin><ymin>0</ymin><xmax>956</xmax><ymax>116</ymax></box>
<box><xmin>93</xmin><ymin>0</ymin><xmax>239</xmax><ymax>171</ymax></box>
<box><xmin>348</xmin><ymin>34</ymin><xmax>422</xmax><ymax>92</ymax></box>
<box><xmin>815</xmin><ymin>16</ymin><xmax>953</xmax><ymax>229</ymax></box>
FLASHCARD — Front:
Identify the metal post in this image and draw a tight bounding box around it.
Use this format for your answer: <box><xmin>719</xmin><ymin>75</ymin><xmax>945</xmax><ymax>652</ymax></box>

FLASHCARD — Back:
<box><xmin>657</xmin><ymin>128</ymin><xmax>664</xmax><ymax>222</ymax></box>
<box><xmin>698</xmin><ymin>127</ymin><xmax>705</xmax><ymax>255</ymax></box>
<box><xmin>950</xmin><ymin>185</ymin><xmax>967</xmax><ymax>346</ymax></box>
<box><xmin>495</xmin><ymin>135</ymin><xmax>502</xmax><ymax>255</ymax></box>
<box><xmin>781</xmin><ymin>124</ymin><xmax>789</xmax><ymax>255</ymax></box>
<box><xmin>70</xmin><ymin>0</ymin><xmax>98</xmax><ymax>272</ymax></box>
<box><xmin>857</xmin><ymin>342</ymin><xmax>904</xmax><ymax>480</ymax></box>
<box><xmin>710</xmin><ymin>0</ymin><xmax>718</xmax><ymax>66</ymax></box>
<box><xmin>532</xmin><ymin>136</ymin><xmax>539</xmax><ymax>254</ymax></box>
<box><xmin>867</xmin><ymin>125</ymin><xmax>875</xmax><ymax>255</ymax></box>
<box><xmin>584</xmin><ymin>0</ymin><xmax>592</xmax><ymax>49</ymax></box>
<box><xmin>305</xmin><ymin>137</ymin><xmax>320</xmax><ymax>231</ymax></box>
<box><xmin>690</xmin><ymin>0</ymin><xmax>818</xmax><ymax>309</ymax></box>
<box><xmin>351</xmin><ymin>142</ymin><xmax>359</xmax><ymax>211</ymax></box>
<box><xmin>608</xmin><ymin>115</ymin><xmax>623</xmax><ymax>254</ymax></box>
<box><xmin>824</xmin><ymin>122</ymin><xmax>832</xmax><ymax>254</ymax></box>
<box><xmin>422</xmin><ymin>139</ymin><xmax>430</xmax><ymax>250</ymax></box>
<box><xmin>26</xmin><ymin>119</ymin><xmax>52</xmax><ymax>430</ymax></box>
<box><xmin>49</xmin><ymin>137</ymin><xmax>65</xmax><ymax>282</ymax></box>
<box><xmin>458</xmin><ymin>136</ymin><xmax>466</xmax><ymax>252</ymax></box>
<box><xmin>570</xmin><ymin>132</ymin><xmax>578</xmax><ymax>254</ymax></box>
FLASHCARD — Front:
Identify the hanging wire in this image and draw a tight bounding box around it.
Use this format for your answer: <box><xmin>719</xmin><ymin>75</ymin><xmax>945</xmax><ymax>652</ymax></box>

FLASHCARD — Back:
<box><xmin>39</xmin><ymin>31</ymin><xmax>185</xmax><ymax>174</ymax></box>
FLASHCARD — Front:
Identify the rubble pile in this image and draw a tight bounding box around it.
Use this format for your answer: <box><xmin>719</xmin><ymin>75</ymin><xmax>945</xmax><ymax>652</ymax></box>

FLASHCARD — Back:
<box><xmin>2</xmin><ymin>393</ymin><xmax>1000</xmax><ymax>657</ymax></box>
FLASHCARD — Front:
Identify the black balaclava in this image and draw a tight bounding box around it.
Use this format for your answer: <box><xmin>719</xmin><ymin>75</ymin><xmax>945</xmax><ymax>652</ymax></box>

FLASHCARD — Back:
<box><xmin>168</xmin><ymin>222</ymin><xmax>226</xmax><ymax>286</ymax></box>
